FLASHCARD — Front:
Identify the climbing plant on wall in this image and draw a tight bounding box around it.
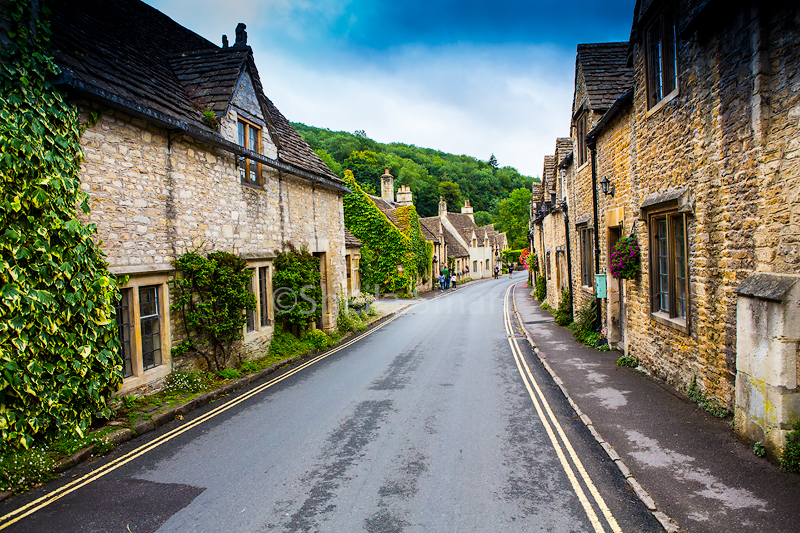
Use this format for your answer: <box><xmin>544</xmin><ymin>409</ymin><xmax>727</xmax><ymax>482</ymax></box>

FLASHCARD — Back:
<box><xmin>272</xmin><ymin>243</ymin><xmax>322</xmax><ymax>331</ymax></box>
<box><xmin>170</xmin><ymin>251</ymin><xmax>256</xmax><ymax>372</ymax></box>
<box><xmin>0</xmin><ymin>1</ymin><xmax>123</xmax><ymax>450</ymax></box>
<box><xmin>342</xmin><ymin>171</ymin><xmax>428</xmax><ymax>294</ymax></box>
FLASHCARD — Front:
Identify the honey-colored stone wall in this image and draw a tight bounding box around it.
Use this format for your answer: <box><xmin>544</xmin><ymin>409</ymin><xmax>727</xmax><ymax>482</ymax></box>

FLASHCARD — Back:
<box><xmin>76</xmin><ymin>102</ymin><xmax>347</xmax><ymax>381</ymax></box>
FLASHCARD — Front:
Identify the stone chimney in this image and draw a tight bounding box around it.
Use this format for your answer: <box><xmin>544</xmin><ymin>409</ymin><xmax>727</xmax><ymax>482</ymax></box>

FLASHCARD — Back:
<box><xmin>461</xmin><ymin>199</ymin><xmax>474</xmax><ymax>222</ymax></box>
<box><xmin>381</xmin><ymin>167</ymin><xmax>394</xmax><ymax>203</ymax></box>
<box><xmin>234</xmin><ymin>23</ymin><xmax>247</xmax><ymax>47</ymax></box>
<box><xmin>438</xmin><ymin>196</ymin><xmax>447</xmax><ymax>218</ymax></box>
<box><xmin>396</xmin><ymin>184</ymin><xmax>413</xmax><ymax>206</ymax></box>
<box><xmin>222</xmin><ymin>35</ymin><xmax>229</xmax><ymax>48</ymax></box>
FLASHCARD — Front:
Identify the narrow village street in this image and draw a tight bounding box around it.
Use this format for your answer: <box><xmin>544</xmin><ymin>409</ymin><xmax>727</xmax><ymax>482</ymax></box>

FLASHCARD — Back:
<box><xmin>0</xmin><ymin>273</ymin><xmax>660</xmax><ymax>533</ymax></box>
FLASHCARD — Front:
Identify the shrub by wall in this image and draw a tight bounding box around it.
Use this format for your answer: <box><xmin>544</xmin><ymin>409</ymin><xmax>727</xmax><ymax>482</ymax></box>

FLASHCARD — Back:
<box><xmin>0</xmin><ymin>1</ymin><xmax>122</xmax><ymax>450</ymax></box>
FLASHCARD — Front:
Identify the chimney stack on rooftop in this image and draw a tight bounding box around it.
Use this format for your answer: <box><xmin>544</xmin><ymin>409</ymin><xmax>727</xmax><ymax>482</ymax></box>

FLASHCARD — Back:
<box><xmin>438</xmin><ymin>196</ymin><xmax>447</xmax><ymax>218</ymax></box>
<box><xmin>234</xmin><ymin>23</ymin><xmax>247</xmax><ymax>47</ymax></box>
<box><xmin>396</xmin><ymin>185</ymin><xmax>413</xmax><ymax>206</ymax></box>
<box><xmin>461</xmin><ymin>199</ymin><xmax>474</xmax><ymax>222</ymax></box>
<box><xmin>222</xmin><ymin>35</ymin><xmax>229</xmax><ymax>48</ymax></box>
<box><xmin>381</xmin><ymin>167</ymin><xmax>394</xmax><ymax>203</ymax></box>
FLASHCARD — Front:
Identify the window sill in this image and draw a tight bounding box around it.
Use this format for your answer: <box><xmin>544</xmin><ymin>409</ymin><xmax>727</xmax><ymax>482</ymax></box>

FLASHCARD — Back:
<box><xmin>645</xmin><ymin>87</ymin><xmax>679</xmax><ymax>119</ymax></box>
<box><xmin>650</xmin><ymin>310</ymin><xmax>689</xmax><ymax>335</ymax></box>
<box><xmin>241</xmin><ymin>181</ymin><xmax>264</xmax><ymax>190</ymax></box>
<box><xmin>244</xmin><ymin>325</ymin><xmax>274</xmax><ymax>343</ymax></box>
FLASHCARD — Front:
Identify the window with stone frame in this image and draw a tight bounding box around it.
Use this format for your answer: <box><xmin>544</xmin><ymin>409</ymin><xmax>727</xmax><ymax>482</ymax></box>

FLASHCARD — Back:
<box><xmin>545</xmin><ymin>251</ymin><xmax>551</xmax><ymax>280</ymax></box>
<box><xmin>649</xmin><ymin>210</ymin><xmax>689</xmax><ymax>330</ymax></box>
<box><xmin>578</xmin><ymin>225</ymin><xmax>594</xmax><ymax>287</ymax></box>
<box><xmin>244</xmin><ymin>260</ymin><xmax>274</xmax><ymax>339</ymax></box>
<box><xmin>576</xmin><ymin>112</ymin><xmax>588</xmax><ymax>166</ymax></box>
<box><xmin>237</xmin><ymin>118</ymin><xmax>261</xmax><ymax>185</ymax></box>
<box><xmin>644</xmin><ymin>5</ymin><xmax>678</xmax><ymax>109</ymax></box>
<box><xmin>114</xmin><ymin>275</ymin><xmax>170</xmax><ymax>389</ymax></box>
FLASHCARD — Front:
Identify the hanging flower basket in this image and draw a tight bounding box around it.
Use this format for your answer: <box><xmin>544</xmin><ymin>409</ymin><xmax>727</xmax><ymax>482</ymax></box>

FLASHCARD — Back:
<box><xmin>610</xmin><ymin>236</ymin><xmax>641</xmax><ymax>280</ymax></box>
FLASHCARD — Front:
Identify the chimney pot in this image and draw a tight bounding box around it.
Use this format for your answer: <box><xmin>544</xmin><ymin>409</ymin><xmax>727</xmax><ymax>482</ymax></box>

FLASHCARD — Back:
<box><xmin>234</xmin><ymin>23</ymin><xmax>247</xmax><ymax>47</ymax></box>
<box><xmin>222</xmin><ymin>35</ymin><xmax>229</xmax><ymax>48</ymax></box>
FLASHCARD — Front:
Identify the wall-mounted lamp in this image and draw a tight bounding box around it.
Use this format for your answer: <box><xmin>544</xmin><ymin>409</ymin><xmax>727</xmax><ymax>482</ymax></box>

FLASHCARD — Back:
<box><xmin>432</xmin><ymin>255</ymin><xmax>438</xmax><ymax>264</ymax></box>
<box><xmin>599</xmin><ymin>176</ymin><xmax>615</xmax><ymax>197</ymax></box>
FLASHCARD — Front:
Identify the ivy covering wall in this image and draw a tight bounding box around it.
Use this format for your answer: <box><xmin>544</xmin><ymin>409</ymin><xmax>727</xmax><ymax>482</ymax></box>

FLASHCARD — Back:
<box><xmin>0</xmin><ymin>1</ymin><xmax>122</xmax><ymax>450</ymax></box>
<box><xmin>342</xmin><ymin>171</ymin><xmax>431</xmax><ymax>293</ymax></box>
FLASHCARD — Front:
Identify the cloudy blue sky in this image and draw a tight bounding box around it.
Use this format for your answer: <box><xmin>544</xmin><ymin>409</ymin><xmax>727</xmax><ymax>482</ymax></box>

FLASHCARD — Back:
<box><xmin>146</xmin><ymin>0</ymin><xmax>634</xmax><ymax>178</ymax></box>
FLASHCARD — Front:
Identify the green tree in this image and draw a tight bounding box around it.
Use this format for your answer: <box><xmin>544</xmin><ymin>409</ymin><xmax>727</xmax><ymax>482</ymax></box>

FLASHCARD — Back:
<box><xmin>343</xmin><ymin>150</ymin><xmax>386</xmax><ymax>193</ymax></box>
<box><xmin>474</xmin><ymin>211</ymin><xmax>493</xmax><ymax>227</ymax></box>
<box><xmin>1</xmin><ymin>1</ymin><xmax>123</xmax><ymax>450</ymax></box>
<box><xmin>314</xmin><ymin>148</ymin><xmax>342</xmax><ymax>177</ymax></box>
<box><xmin>493</xmin><ymin>188</ymin><xmax>532</xmax><ymax>249</ymax></box>
<box><xmin>489</xmin><ymin>153</ymin><xmax>498</xmax><ymax>168</ymax></box>
<box><xmin>438</xmin><ymin>181</ymin><xmax>462</xmax><ymax>210</ymax></box>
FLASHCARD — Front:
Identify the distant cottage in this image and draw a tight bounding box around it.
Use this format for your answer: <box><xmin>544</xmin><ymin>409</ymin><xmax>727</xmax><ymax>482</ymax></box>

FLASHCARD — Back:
<box><xmin>47</xmin><ymin>0</ymin><xmax>358</xmax><ymax>393</ymax></box>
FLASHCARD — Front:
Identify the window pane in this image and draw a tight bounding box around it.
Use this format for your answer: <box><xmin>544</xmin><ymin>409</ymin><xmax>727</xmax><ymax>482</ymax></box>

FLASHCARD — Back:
<box><xmin>116</xmin><ymin>289</ymin><xmax>133</xmax><ymax>377</ymax></box>
<box><xmin>139</xmin><ymin>286</ymin><xmax>162</xmax><ymax>370</ymax></box>
<box><xmin>238</xmin><ymin>121</ymin><xmax>245</xmax><ymax>146</ymax></box>
<box><xmin>249</xmin><ymin>129</ymin><xmax>258</xmax><ymax>152</ymax></box>
<box><xmin>674</xmin><ymin>216</ymin><xmax>687</xmax><ymax>319</ymax></box>
<box><xmin>246</xmin><ymin>270</ymin><xmax>255</xmax><ymax>332</ymax></box>
<box><xmin>657</xmin><ymin>218</ymin><xmax>669</xmax><ymax>312</ymax></box>
<box><xmin>259</xmin><ymin>267</ymin><xmax>270</xmax><ymax>327</ymax></box>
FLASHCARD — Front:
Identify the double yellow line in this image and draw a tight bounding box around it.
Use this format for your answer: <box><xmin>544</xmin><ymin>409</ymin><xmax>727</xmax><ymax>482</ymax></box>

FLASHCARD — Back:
<box><xmin>0</xmin><ymin>311</ymin><xmax>405</xmax><ymax>530</ymax></box>
<box><xmin>503</xmin><ymin>284</ymin><xmax>622</xmax><ymax>533</ymax></box>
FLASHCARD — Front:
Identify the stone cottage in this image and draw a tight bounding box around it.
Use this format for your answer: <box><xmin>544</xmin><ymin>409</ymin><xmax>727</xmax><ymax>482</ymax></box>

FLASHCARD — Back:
<box><xmin>531</xmin><ymin>0</ymin><xmax>800</xmax><ymax>453</ymax></box>
<box><xmin>48</xmin><ymin>0</ymin><xmax>356</xmax><ymax>393</ymax></box>
<box><xmin>365</xmin><ymin>169</ymin><xmax>507</xmax><ymax>290</ymax></box>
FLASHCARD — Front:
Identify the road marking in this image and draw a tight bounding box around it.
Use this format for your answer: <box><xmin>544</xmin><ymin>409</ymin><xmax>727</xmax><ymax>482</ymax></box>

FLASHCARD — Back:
<box><xmin>503</xmin><ymin>285</ymin><xmax>622</xmax><ymax>533</ymax></box>
<box><xmin>0</xmin><ymin>310</ymin><xmax>409</xmax><ymax>530</ymax></box>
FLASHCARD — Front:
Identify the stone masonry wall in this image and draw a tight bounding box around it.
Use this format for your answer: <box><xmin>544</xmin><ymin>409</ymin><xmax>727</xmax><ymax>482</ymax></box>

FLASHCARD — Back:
<box><xmin>620</xmin><ymin>3</ymin><xmax>800</xmax><ymax>407</ymax></box>
<box><xmin>77</xmin><ymin>102</ymin><xmax>346</xmax><ymax>371</ymax></box>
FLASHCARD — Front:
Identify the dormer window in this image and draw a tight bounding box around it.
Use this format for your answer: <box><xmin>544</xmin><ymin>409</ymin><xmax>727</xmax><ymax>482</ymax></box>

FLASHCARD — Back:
<box><xmin>238</xmin><ymin>119</ymin><xmax>261</xmax><ymax>185</ymax></box>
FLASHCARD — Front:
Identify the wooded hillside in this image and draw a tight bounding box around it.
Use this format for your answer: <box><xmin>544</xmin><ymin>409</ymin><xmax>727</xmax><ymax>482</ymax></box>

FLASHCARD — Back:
<box><xmin>292</xmin><ymin>123</ymin><xmax>539</xmax><ymax>222</ymax></box>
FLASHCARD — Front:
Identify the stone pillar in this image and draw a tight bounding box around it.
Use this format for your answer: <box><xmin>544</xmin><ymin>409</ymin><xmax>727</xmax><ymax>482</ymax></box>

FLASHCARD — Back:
<box><xmin>734</xmin><ymin>273</ymin><xmax>800</xmax><ymax>455</ymax></box>
<box><xmin>381</xmin><ymin>168</ymin><xmax>394</xmax><ymax>203</ymax></box>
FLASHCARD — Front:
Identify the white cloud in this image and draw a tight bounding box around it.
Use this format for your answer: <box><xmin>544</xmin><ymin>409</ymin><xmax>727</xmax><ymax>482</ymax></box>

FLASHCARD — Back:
<box><xmin>256</xmin><ymin>43</ymin><xmax>575</xmax><ymax>177</ymax></box>
<box><xmin>148</xmin><ymin>0</ymin><xmax>578</xmax><ymax>178</ymax></box>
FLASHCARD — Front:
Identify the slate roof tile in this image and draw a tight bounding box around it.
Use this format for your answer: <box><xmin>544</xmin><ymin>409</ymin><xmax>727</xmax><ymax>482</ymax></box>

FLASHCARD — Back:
<box><xmin>576</xmin><ymin>42</ymin><xmax>634</xmax><ymax>111</ymax></box>
<box><xmin>48</xmin><ymin>0</ymin><xmax>341</xmax><ymax>185</ymax></box>
<box><xmin>344</xmin><ymin>227</ymin><xmax>362</xmax><ymax>248</ymax></box>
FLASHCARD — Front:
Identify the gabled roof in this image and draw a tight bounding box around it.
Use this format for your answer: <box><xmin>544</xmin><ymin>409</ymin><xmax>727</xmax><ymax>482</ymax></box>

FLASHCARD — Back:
<box><xmin>556</xmin><ymin>138</ymin><xmax>573</xmax><ymax>165</ymax></box>
<box><xmin>575</xmin><ymin>42</ymin><xmax>634</xmax><ymax>113</ymax></box>
<box><xmin>344</xmin><ymin>227</ymin><xmax>362</xmax><ymax>248</ymax></box>
<box><xmin>419</xmin><ymin>217</ymin><xmax>441</xmax><ymax>243</ymax></box>
<box><xmin>444</xmin><ymin>230</ymin><xmax>469</xmax><ymax>259</ymax></box>
<box><xmin>48</xmin><ymin>0</ymin><xmax>343</xmax><ymax>188</ymax></box>
<box><xmin>447</xmin><ymin>213</ymin><xmax>484</xmax><ymax>246</ymax></box>
<box><xmin>543</xmin><ymin>155</ymin><xmax>556</xmax><ymax>192</ymax></box>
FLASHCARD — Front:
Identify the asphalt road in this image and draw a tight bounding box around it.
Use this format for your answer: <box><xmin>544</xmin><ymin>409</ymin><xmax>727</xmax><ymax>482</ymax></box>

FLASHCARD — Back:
<box><xmin>0</xmin><ymin>273</ymin><xmax>661</xmax><ymax>533</ymax></box>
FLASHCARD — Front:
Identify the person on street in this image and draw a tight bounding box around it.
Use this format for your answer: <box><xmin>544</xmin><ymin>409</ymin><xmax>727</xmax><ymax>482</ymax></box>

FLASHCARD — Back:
<box><xmin>451</xmin><ymin>273</ymin><xmax>457</xmax><ymax>289</ymax></box>
<box><xmin>439</xmin><ymin>271</ymin><xmax>445</xmax><ymax>292</ymax></box>
<box><xmin>443</xmin><ymin>265</ymin><xmax>450</xmax><ymax>290</ymax></box>
<box><xmin>508</xmin><ymin>263</ymin><xmax>513</xmax><ymax>278</ymax></box>
<box><xmin>494</xmin><ymin>265</ymin><xmax>499</xmax><ymax>279</ymax></box>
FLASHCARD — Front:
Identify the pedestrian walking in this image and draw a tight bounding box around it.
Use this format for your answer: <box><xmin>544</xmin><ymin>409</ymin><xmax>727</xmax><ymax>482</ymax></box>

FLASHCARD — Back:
<box><xmin>443</xmin><ymin>265</ymin><xmax>450</xmax><ymax>290</ymax></box>
<box><xmin>508</xmin><ymin>263</ymin><xmax>513</xmax><ymax>278</ymax></box>
<box><xmin>438</xmin><ymin>271</ymin><xmax>445</xmax><ymax>292</ymax></box>
<box><xmin>493</xmin><ymin>265</ymin><xmax>499</xmax><ymax>279</ymax></box>
<box><xmin>451</xmin><ymin>273</ymin><xmax>457</xmax><ymax>289</ymax></box>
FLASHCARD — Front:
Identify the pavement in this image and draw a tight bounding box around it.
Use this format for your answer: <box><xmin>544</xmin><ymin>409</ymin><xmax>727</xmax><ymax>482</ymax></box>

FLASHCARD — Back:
<box><xmin>512</xmin><ymin>282</ymin><xmax>800</xmax><ymax>533</ymax></box>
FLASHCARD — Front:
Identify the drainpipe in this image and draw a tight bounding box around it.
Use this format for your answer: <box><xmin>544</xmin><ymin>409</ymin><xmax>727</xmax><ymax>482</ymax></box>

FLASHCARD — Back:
<box><xmin>588</xmin><ymin>140</ymin><xmax>602</xmax><ymax>331</ymax></box>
